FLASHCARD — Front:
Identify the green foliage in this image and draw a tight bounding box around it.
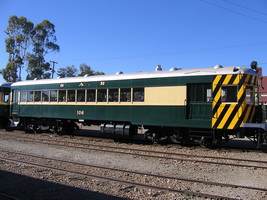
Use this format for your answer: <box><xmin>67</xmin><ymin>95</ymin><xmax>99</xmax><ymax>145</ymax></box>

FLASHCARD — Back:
<box><xmin>2</xmin><ymin>62</ymin><xmax>17</xmax><ymax>82</ymax></box>
<box><xmin>26</xmin><ymin>54</ymin><xmax>51</xmax><ymax>80</ymax></box>
<box><xmin>3</xmin><ymin>15</ymin><xmax>59</xmax><ymax>81</ymax></box>
<box><xmin>4</xmin><ymin>15</ymin><xmax>34</xmax><ymax>81</ymax></box>
<box><xmin>26</xmin><ymin>20</ymin><xmax>60</xmax><ymax>80</ymax></box>
<box><xmin>77</xmin><ymin>63</ymin><xmax>105</xmax><ymax>76</ymax></box>
<box><xmin>93</xmin><ymin>71</ymin><xmax>105</xmax><ymax>75</ymax></box>
<box><xmin>3</xmin><ymin>15</ymin><xmax>105</xmax><ymax>82</ymax></box>
<box><xmin>78</xmin><ymin>63</ymin><xmax>94</xmax><ymax>76</ymax></box>
<box><xmin>58</xmin><ymin>64</ymin><xmax>105</xmax><ymax>78</ymax></box>
<box><xmin>57</xmin><ymin>65</ymin><xmax>78</xmax><ymax>78</ymax></box>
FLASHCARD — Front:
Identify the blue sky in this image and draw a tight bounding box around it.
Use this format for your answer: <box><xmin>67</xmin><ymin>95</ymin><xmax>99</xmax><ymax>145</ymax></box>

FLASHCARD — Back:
<box><xmin>1</xmin><ymin>0</ymin><xmax>267</xmax><ymax>82</ymax></box>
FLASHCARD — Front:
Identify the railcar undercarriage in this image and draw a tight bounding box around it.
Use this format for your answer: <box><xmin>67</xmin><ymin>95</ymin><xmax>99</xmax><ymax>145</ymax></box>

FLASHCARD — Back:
<box><xmin>17</xmin><ymin>118</ymin><xmax>79</xmax><ymax>135</ymax></box>
<box><xmin>9</xmin><ymin>117</ymin><xmax>267</xmax><ymax>149</ymax></box>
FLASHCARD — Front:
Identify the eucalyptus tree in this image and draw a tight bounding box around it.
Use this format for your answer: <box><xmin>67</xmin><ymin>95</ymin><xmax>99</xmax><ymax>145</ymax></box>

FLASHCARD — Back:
<box><xmin>78</xmin><ymin>63</ymin><xmax>105</xmax><ymax>76</ymax></box>
<box><xmin>78</xmin><ymin>63</ymin><xmax>94</xmax><ymax>76</ymax></box>
<box><xmin>26</xmin><ymin>20</ymin><xmax>60</xmax><ymax>80</ymax></box>
<box><xmin>57</xmin><ymin>65</ymin><xmax>78</xmax><ymax>78</ymax></box>
<box><xmin>3</xmin><ymin>15</ymin><xmax>34</xmax><ymax>82</ymax></box>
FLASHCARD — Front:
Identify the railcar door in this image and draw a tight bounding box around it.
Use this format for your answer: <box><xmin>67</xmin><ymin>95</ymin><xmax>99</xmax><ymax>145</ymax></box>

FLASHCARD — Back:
<box><xmin>11</xmin><ymin>89</ymin><xmax>19</xmax><ymax>116</ymax></box>
<box><xmin>186</xmin><ymin>83</ymin><xmax>212</xmax><ymax>121</ymax></box>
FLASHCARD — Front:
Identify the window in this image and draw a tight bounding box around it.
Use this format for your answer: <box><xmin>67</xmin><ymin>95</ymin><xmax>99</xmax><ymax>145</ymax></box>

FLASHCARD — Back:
<box><xmin>20</xmin><ymin>91</ymin><xmax>27</xmax><ymax>102</ymax></box>
<box><xmin>87</xmin><ymin>89</ymin><xmax>96</xmax><ymax>102</ymax></box>
<box><xmin>59</xmin><ymin>90</ymin><xmax>66</xmax><ymax>102</ymax></box>
<box><xmin>27</xmin><ymin>91</ymin><xmax>34</xmax><ymax>102</ymax></box>
<box><xmin>67</xmin><ymin>90</ymin><xmax>75</xmax><ymax>102</ymax></box>
<box><xmin>206</xmin><ymin>89</ymin><xmax>212</xmax><ymax>102</ymax></box>
<box><xmin>189</xmin><ymin>84</ymin><xmax>212</xmax><ymax>102</ymax></box>
<box><xmin>42</xmin><ymin>91</ymin><xmax>49</xmax><ymax>102</ymax></box>
<box><xmin>120</xmin><ymin>88</ymin><xmax>131</xmax><ymax>102</ymax></box>
<box><xmin>97</xmin><ymin>89</ymin><xmax>107</xmax><ymax>102</ymax></box>
<box><xmin>77</xmin><ymin>90</ymin><xmax>85</xmax><ymax>102</ymax></box>
<box><xmin>221</xmin><ymin>86</ymin><xmax>237</xmax><ymax>102</ymax></box>
<box><xmin>133</xmin><ymin>88</ymin><xmax>144</xmax><ymax>102</ymax></box>
<box><xmin>3</xmin><ymin>93</ymin><xmax>9</xmax><ymax>102</ymax></box>
<box><xmin>34</xmin><ymin>91</ymin><xmax>41</xmax><ymax>102</ymax></box>
<box><xmin>108</xmin><ymin>89</ymin><xmax>118</xmax><ymax>102</ymax></box>
<box><xmin>255</xmin><ymin>87</ymin><xmax>259</xmax><ymax>105</ymax></box>
<box><xmin>50</xmin><ymin>90</ymin><xmax>57</xmax><ymax>102</ymax></box>
<box><xmin>246</xmin><ymin>86</ymin><xmax>254</xmax><ymax>104</ymax></box>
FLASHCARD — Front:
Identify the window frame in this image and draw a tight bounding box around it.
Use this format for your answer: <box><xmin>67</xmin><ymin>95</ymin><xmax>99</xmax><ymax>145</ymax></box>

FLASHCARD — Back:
<box><xmin>221</xmin><ymin>85</ymin><xmax>238</xmax><ymax>103</ymax></box>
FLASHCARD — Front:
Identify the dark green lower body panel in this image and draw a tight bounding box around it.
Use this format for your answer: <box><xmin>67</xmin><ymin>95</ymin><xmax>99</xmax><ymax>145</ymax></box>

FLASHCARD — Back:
<box><xmin>0</xmin><ymin>105</ymin><xmax>10</xmax><ymax>117</ymax></box>
<box><xmin>17</xmin><ymin>105</ymin><xmax>211</xmax><ymax>128</ymax></box>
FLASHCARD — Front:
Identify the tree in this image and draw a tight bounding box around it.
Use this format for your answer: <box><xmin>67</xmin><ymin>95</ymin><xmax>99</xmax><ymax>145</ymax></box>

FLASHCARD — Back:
<box><xmin>77</xmin><ymin>63</ymin><xmax>105</xmax><ymax>76</ymax></box>
<box><xmin>78</xmin><ymin>63</ymin><xmax>94</xmax><ymax>76</ymax></box>
<box><xmin>26</xmin><ymin>20</ymin><xmax>60</xmax><ymax>80</ymax></box>
<box><xmin>94</xmin><ymin>71</ymin><xmax>105</xmax><ymax>75</ymax></box>
<box><xmin>2</xmin><ymin>62</ymin><xmax>17</xmax><ymax>82</ymax></box>
<box><xmin>4</xmin><ymin>15</ymin><xmax>34</xmax><ymax>81</ymax></box>
<box><xmin>57</xmin><ymin>65</ymin><xmax>78</xmax><ymax>78</ymax></box>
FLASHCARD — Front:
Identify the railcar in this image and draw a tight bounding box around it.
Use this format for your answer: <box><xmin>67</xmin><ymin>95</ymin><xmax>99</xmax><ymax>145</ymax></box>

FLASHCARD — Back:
<box><xmin>10</xmin><ymin>62</ymin><xmax>267</xmax><ymax>147</ymax></box>
<box><xmin>0</xmin><ymin>83</ymin><xmax>12</xmax><ymax>128</ymax></box>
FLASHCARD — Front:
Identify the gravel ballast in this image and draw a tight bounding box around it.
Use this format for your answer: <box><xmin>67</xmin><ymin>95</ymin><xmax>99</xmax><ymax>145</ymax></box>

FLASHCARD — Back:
<box><xmin>0</xmin><ymin>129</ymin><xmax>267</xmax><ymax>200</ymax></box>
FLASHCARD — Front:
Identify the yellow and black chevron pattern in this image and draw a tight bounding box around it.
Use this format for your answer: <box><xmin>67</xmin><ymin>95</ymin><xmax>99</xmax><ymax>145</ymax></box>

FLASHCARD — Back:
<box><xmin>212</xmin><ymin>73</ymin><xmax>258</xmax><ymax>129</ymax></box>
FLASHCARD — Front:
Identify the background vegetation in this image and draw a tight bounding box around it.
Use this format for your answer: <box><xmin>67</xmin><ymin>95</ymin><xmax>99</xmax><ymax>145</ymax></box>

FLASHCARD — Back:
<box><xmin>3</xmin><ymin>15</ymin><xmax>104</xmax><ymax>82</ymax></box>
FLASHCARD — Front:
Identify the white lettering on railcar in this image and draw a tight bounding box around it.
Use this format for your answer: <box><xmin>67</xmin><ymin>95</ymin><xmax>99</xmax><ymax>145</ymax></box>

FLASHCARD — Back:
<box><xmin>77</xmin><ymin>110</ymin><xmax>84</xmax><ymax>115</ymax></box>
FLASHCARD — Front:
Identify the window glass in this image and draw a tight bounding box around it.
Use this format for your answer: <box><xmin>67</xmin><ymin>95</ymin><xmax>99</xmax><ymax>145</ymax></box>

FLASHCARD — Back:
<box><xmin>97</xmin><ymin>89</ymin><xmax>107</xmax><ymax>102</ymax></box>
<box><xmin>255</xmin><ymin>87</ymin><xmax>259</xmax><ymax>105</ymax></box>
<box><xmin>12</xmin><ymin>90</ymin><xmax>18</xmax><ymax>103</ymax></box>
<box><xmin>221</xmin><ymin>86</ymin><xmax>237</xmax><ymax>102</ymax></box>
<box><xmin>77</xmin><ymin>90</ymin><xmax>85</xmax><ymax>102</ymax></box>
<box><xmin>59</xmin><ymin>90</ymin><xmax>66</xmax><ymax>102</ymax></box>
<box><xmin>67</xmin><ymin>90</ymin><xmax>75</xmax><ymax>102</ymax></box>
<box><xmin>27</xmin><ymin>91</ymin><xmax>34</xmax><ymax>102</ymax></box>
<box><xmin>206</xmin><ymin>89</ymin><xmax>212</xmax><ymax>102</ymax></box>
<box><xmin>34</xmin><ymin>91</ymin><xmax>41</xmax><ymax>102</ymax></box>
<box><xmin>42</xmin><ymin>91</ymin><xmax>49</xmax><ymax>102</ymax></box>
<box><xmin>50</xmin><ymin>90</ymin><xmax>57</xmax><ymax>102</ymax></box>
<box><xmin>87</xmin><ymin>89</ymin><xmax>96</xmax><ymax>102</ymax></box>
<box><xmin>108</xmin><ymin>89</ymin><xmax>118</xmax><ymax>102</ymax></box>
<box><xmin>3</xmin><ymin>93</ymin><xmax>9</xmax><ymax>102</ymax></box>
<box><xmin>20</xmin><ymin>91</ymin><xmax>27</xmax><ymax>102</ymax></box>
<box><xmin>189</xmin><ymin>84</ymin><xmax>212</xmax><ymax>102</ymax></box>
<box><xmin>133</xmin><ymin>88</ymin><xmax>144</xmax><ymax>102</ymax></box>
<box><xmin>246</xmin><ymin>86</ymin><xmax>254</xmax><ymax>104</ymax></box>
<box><xmin>120</xmin><ymin>88</ymin><xmax>131</xmax><ymax>102</ymax></box>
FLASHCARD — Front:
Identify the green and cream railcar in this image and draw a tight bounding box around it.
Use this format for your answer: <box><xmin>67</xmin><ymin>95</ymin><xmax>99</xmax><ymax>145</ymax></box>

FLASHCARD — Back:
<box><xmin>0</xmin><ymin>83</ymin><xmax>11</xmax><ymax>128</ymax></box>
<box><xmin>10</xmin><ymin>65</ymin><xmax>262</xmax><ymax>145</ymax></box>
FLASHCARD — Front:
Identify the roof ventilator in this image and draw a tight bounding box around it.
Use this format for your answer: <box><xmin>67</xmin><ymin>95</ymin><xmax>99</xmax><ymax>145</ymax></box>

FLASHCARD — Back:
<box><xmin>169</xmin><ymin>67</ymin><xmax>182</xmax><ymax>71</ymax></box>
<box><xmin>233</xmin><ymin>67</ymin><xmax>240</xmax><ymax>72</ymax></box>
<box><xmin>155</xmin><ymin>65</ymin><xmax>162</xmax><ymax>71</ymax></box>
<box><xmin>116</xmin><ymin>71</ymin><xmax>123</xmax><ymax>75</ymax></box>
<box><xmin>214</xmin><ymin>64</ymin><xmax>223</xmax><ymax>69</ymax></box>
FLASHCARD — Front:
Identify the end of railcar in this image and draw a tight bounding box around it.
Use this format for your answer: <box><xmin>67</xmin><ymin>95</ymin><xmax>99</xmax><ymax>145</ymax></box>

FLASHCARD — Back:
<box><xmin>0</xmin><ymin>83</ymin><xmax>12</xmax><ymax>128</ymax></box>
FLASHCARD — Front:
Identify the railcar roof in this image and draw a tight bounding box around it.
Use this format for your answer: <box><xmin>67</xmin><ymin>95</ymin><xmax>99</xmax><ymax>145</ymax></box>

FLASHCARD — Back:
<box><xmin>12</xmin><ymin>66</ymin><xmax>257</xmax><ymax>86</ymax></box>
<box><xmin>0</xmin><ymin>82</ymin><xmax>12</xmax><ymax>87</ymax></box>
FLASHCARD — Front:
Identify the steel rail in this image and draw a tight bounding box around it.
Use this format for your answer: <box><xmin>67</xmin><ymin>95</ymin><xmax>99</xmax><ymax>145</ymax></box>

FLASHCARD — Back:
<box><xmin>0</xmin><ymin>193</ymin><xmax>21</xmax><ymax>200</ymax></box>
<box><xmin>2</xmin><ymin>132</ymin><xmax>266</xmax><ymax>165</ymax></box>
<box><xmin>2</xmin><ymin>149</ymin><xmax>267</xmax><ymax>193</ymax></box>
<box><xmin>5</xmin><ymin>136</ymin><xmax>267</xmax><ymax>170</ymax></box>
<box><xmin>0</xmin><ymin>153</ymin><xmax>239</xmax><ymax>200</ymax></box>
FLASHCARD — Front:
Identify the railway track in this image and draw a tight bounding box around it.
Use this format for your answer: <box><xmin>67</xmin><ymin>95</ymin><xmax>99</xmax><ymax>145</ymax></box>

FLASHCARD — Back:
<box><xmin>1</xmin><ymin>132</ymin><xmax>267</xmax><ymax>170</ymax></box>
<box><xmin>1</xmin><ymin>149</ymin><xmax>266</xmax><ymax>200</ymax></box>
